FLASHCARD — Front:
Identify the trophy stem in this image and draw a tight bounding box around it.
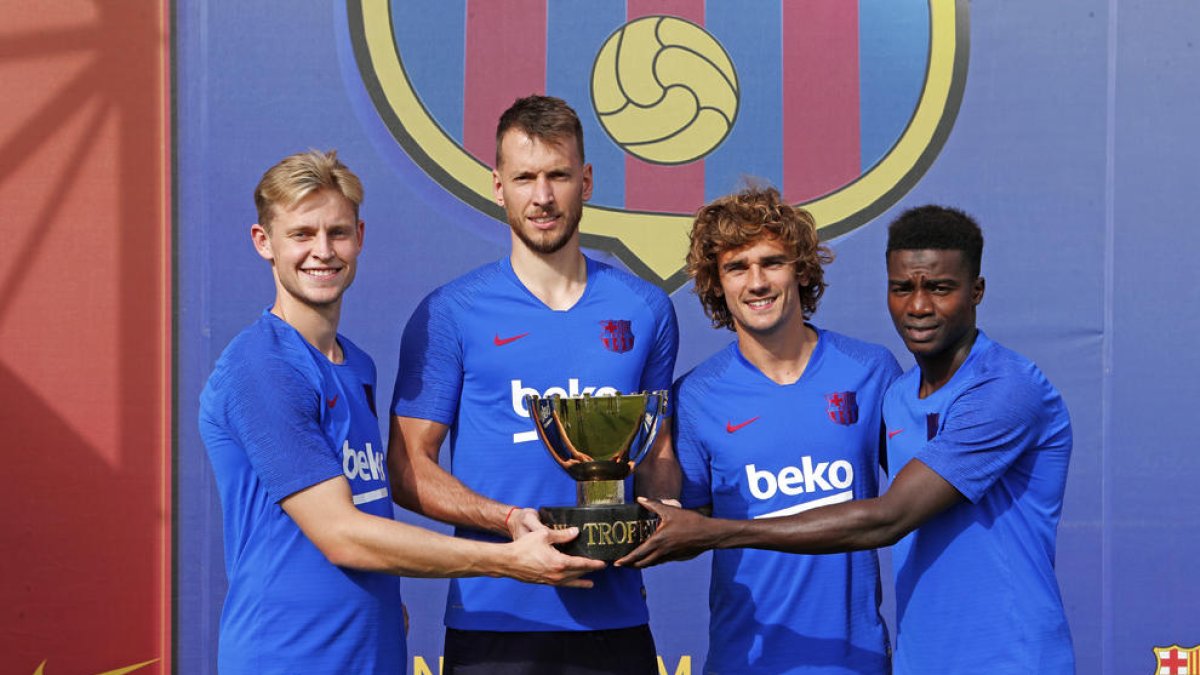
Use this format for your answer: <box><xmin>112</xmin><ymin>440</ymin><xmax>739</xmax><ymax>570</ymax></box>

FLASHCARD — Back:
<box><xmin>578</xmin><ymin>479</ymin><xmax>625</xmax><ymax>506</ymax></box>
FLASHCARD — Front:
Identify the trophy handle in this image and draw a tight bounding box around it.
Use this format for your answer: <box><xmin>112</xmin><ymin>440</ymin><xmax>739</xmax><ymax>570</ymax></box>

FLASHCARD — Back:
<box><xmin>630</xmin><ymin>391</ymin><xmax>668</xmax><ymax>471</ymax></box>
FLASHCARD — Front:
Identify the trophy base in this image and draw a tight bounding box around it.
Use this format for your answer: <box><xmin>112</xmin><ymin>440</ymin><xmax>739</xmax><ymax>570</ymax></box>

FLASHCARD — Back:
<box><xmin>538</xmin><ymin>503</ymin><xmax>660</xmax><ymax>562</ymax></box>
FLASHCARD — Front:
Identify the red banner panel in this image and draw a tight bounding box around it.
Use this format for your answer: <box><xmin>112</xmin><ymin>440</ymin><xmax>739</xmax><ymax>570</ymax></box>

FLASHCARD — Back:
<box><xmin>0</xmin><ymin>2</ymin><xmax>171</xmax><ymax>673</ymax></box>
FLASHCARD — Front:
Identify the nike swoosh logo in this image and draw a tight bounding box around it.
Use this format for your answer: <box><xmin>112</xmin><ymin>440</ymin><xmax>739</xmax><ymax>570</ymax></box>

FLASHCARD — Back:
<box><xmin>887</xmin><ymin>428</ymin><xmax>904</xmax><ymax>439</ymax></box>
<box><xmin>327</xmin><ymin>395</ymin><xmax>338</xmax><ymax>409</ymax></box>
<box><xmin>493</xmin><ymin>332</ymin><xmax>529</xmax><ymax>346</ymax></box>
<box><xmin>726</xmin><ymin>416</ymin><xmax>760</xmax><ymax>433</ymax></box>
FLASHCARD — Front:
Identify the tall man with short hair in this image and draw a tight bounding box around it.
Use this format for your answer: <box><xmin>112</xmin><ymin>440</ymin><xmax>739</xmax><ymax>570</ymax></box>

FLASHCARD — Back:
<box><xmin>620</xmin><ymin>205</ymin><xmax>1075</xmax><ymax>674</ymax></box>
<box><xmin>200</xmin><ymin>150</ymin><xmax>604</xmax><ymax>674</ymax></box>
<box><xmin>389</xmin><ymin>96</ymin><xmax>679</xmax><ymax>674</ymax></box>
<box><xmin>670</xmin><ymin>186</ymin><xmax>899</xmax><ymax>673</ymax></box>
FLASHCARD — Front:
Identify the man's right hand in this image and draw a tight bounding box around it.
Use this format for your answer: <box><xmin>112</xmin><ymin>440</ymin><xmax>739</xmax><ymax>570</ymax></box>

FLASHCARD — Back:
<box><xmin>503</xmin><ymin>527</ymin><xmax>606</xmax><ymax>588</ymax></box>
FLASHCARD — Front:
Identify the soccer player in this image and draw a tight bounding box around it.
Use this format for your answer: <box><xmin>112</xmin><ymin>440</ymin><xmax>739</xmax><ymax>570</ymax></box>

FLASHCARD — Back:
<box><xmin>619</xmin><ymin>205</ymin><xmax>1075</xmax><ymax>674</ymax></box>
<box><xmin>667</xmin><ymin>186</ymin><xmax>899</xmax><ymax>673</ymax></box>
<box><xmin>199</xmin><ymin>150</ymin><xmax>604</xmax><ymax>674</ymax></box>
<box><xmin>388</xmin><ymin>95</ymin><xmax>679</xmax><ymax>674</ymax></box>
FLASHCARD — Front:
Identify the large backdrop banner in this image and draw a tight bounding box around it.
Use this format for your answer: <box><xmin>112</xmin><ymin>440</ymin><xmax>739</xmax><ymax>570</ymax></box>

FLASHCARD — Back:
<box><xmin>4</xmin><ymin>1</ymin><xmax>1199</xmax><ymax>674</ymax></box>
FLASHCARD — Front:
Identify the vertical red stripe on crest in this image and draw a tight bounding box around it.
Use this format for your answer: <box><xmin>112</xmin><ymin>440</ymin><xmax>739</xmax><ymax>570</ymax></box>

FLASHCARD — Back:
<box><xmin>464</xmin><ymin>0</ymin><xmax>547</xmax><ymax>166</ymax></box>
<box><xmin>782</xmin><ymin>1</ymin><xmax>861</xmax><ymax>202</ymax></box>
<box><xmin>624</xmin><ymin>0</ymin><xmax>706</xmax><ymax>213</ymax></box>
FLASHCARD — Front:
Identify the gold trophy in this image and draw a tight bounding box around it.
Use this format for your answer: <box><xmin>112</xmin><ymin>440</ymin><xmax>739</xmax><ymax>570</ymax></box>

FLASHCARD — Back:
<box><xmin>525</xmin><ymin>391</ymin><xmax>667</xmax><ymax>561</ymax></box>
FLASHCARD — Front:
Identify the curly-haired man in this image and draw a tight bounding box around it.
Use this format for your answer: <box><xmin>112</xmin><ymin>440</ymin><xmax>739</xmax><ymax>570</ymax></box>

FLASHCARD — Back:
<box><xmin>644</xmin><ymin>185</ymin><xmax>900</xmax><ymax>673</ymax></box>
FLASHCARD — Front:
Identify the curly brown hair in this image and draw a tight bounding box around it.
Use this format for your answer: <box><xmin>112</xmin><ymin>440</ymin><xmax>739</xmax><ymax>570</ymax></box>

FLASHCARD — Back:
<box><xmin>687</xmin><ymin>186</ymin><xmax>832</xmax><ymax>330</ymax></box>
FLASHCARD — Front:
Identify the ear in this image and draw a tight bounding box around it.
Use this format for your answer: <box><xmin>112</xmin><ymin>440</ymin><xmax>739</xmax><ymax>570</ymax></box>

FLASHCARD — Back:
<box><xmin>581</xmin><ymin>163</ymin><xmax>594</xmax><ymax>201</ymax></box>
<box><xmin>492</xmin><ymin>168</ymin><xmax>505</xmax><ymax>206</ymax></box>
<box><xmin>251</xmin><ymin>223</ymin><xmax>274</xmax><ymax>262</ymax></box>
<box><xmin>971</xmin><ymin>276</ymin><xmax>985</xmax><ymax>305</ymax></box>
<box><xmin>356</xmin><ymin>219</ymin><xmax>365</xmax><ymax>247</ymax></box>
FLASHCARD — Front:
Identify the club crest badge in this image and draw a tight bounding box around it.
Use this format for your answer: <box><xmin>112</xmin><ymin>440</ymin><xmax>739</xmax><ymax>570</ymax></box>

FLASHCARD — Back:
<box><xmin>825</xmin><ymin>391</ymin><xmax>858</xmax><ymax>426</ymax></box>
<box><xmin>347</xmin><ymin>1</ymin><xmax>969</xmax><ymax>290</ymax></box>
<box><xmin>1153</xmin><ymin>645</ymin><xmax>1200</xmax><ymax>674</ymax></box>
<box><xmin>926</xmin><ymin>412</ymin><xmax>940</xmax><ymax>441</ymax></box>
<box><xmin>600</xmin><ymin>320</ymin><xmax>635</xmax><ymax>354</ymax></box>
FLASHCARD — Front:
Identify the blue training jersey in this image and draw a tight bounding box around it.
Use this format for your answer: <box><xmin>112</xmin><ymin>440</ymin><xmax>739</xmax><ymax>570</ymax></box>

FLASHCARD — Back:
<box><xmin>884</xmin><ymin>330</ymin><xmax>1074</xmax><ymax>674</ymax></box>
<box><xmin>392</xmin><ymin>256</ymin><xmax>679</xmax><ymax>631</ymax></box>
<box><xmin>675</xmin><ymin>329</ymin><xmax>900</xmax><ymax>674</ymax></box>
<box><xmin>200</xmin><ymin>311</ymin><xmax>405</xmax><ymax>674</ymax></box>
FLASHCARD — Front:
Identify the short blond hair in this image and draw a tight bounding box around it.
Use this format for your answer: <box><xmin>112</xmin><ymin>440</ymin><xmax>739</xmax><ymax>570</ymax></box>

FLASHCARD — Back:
<box><xmin>254</xmin><ymin>149</ymin><xmax>363</xmax><ymax>231</ymax></box>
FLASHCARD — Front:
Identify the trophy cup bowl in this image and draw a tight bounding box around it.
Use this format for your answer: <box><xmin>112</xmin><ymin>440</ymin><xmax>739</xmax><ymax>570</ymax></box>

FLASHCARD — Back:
<box><xmin>525</xmin><ymin>391</ymin><xmax>667</xmax><ymax>561</ymax></box>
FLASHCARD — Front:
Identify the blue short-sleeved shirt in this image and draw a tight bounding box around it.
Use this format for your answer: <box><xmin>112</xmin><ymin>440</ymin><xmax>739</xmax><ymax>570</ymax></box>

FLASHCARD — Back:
<box><xmin>200</xmin><ymin>311</ymin><xmax>404</xmax><ymax>674</ymax></box>
<box><xmin>392</xmin><ymin>256</ymin><xmax>679</xmax><ymax>631</ymax></box>
<box><xmin>675</xmin><ymin>329</ymin><xmax>900</xmax><ymax>674</ymax></box>
<box><xmin>884</xmin><ymin>330</ymin><xmax>1074</xmax><ymax>674</ymax></box>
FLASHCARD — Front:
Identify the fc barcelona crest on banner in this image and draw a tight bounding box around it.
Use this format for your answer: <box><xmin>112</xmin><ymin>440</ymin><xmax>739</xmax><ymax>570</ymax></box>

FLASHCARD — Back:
<box><xmin>600</xmin><ymin>320</ymin><xmax>635</xmax><ymax>354</ymax></box>
<box><xmin>347</xmin><ymin>0</ymin><xmax>969</xmax><ymax>291</ymax></box>
<box><xmin>1154</xmin><ymin>645</ymin><xmax>1200</xmax><ymax>674</ymax></box>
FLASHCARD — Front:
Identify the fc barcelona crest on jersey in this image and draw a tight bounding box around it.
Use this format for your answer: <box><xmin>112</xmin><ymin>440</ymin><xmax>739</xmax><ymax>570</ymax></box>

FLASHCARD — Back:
<box><xmin>600</xmin><ymin>320</ymin><xmax>635</xmax><ymax>353</ymax></box>
<box><xmin>347</xmin><ymin>1</ymin><xmax>969</xmax><ymax>290</ymax></box>
<box><xmin>826</xmin><ymin>392</ymin><xmax>859</xmax><ymax>426</ymax></box>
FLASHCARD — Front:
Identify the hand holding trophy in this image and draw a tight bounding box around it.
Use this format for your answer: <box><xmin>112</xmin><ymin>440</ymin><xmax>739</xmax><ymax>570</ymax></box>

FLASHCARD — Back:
<box><xmin>525</xmin><ymin>391</ymin><xmax>668</xmax><ymax>561</ymax></box>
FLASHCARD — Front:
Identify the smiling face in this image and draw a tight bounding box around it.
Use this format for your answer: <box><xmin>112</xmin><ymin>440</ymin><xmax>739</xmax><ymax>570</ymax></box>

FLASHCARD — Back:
<box><xmin>886</xmin><ymin>248</ymin><xmax>984</xmax><ymax>368</ymax></box>
<box><xmin>252</xmin><ymin>187</ymin><xmax>363</xmax><ymax>315</ymax></box>
<box><xmin>493</xmin><ymin>130</ymin><xmax>592</xmax><ymax>256</ymax></box>
<box><xmin>717</xmin><ymin>236</ymin><xmax>807</xmax><ymax>340</ymax></box>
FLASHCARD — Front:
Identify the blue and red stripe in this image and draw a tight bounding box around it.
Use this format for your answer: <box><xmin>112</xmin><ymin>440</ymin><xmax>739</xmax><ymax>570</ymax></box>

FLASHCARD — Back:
<box><xmin>783</xmin><ymin>1</ymin><xmax>861</xmax><ymax>203</ymax></box>
<box><xmin>463</xmin><ymin>0</ymin><xmax>547</xmax><ymax>165</ymax></box>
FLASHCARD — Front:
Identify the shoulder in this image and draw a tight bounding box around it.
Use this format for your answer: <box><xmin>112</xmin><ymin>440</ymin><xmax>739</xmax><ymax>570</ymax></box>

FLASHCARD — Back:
<box><xmin>203</xmin><ymin>316</ymin><xmax>319</xmax><ymax>411</ymax></box>
<box><xmin>404</xmin><ymin>261</ymin><xmax>507</xmax><ymax>339</ymax></box>
<box><xmin>883</xmin><ymin>365</ymin><xmax>920</xmax><ymax>405</ymax></box>
<box><xmin>939</xmin><ymin>334</ymin><xmax>1069</xmax><ymax>431</ymax></box>
<box><xmin>590</xmin><ymin>258</ymin><xmax>673</xmax><ymax>316</ymax></box>
<box><xmin>820</xmin><ymin>329</ymin><xmax>902</xmax><ymax>374</ymax></box>
<box><xmin>213</xmin><ymin>315</ymin><xmax>312</xmax><ymax>379</ymax></box>
<box><xmin>420</xmin><ymin>260</ymin><xmax>506</xmax><ymax>313</ymax></box>
<box><xmin>674</xmin><ymin>344</ymin><xmax>736</xmax><ymax>400</ymax></box>
<box><xmin>964</xmin><ymin>334</ymin><xmax>1059</xmax><ymax>400</ymax></box>
<box><xmin>337</xmin><ymin>334</ymin><xmax>376</xmax><ymax>377</ymax></box>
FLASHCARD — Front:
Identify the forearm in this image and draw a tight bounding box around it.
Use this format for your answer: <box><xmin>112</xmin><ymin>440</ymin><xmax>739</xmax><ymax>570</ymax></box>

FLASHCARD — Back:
<box><xmin>391</xmin><ymin>453</ymin><xmax>513</xmax><ymax>536</ymax></box>
<box><xmin>389</xmin><ymin>416</ymin><xmax>516</xmax><ymax>536</ymax></box>
<box><xmin>327</xmin><ymin>510</ymin><xmax>514</xmax><ymax>578</ymax></box>
<box><xmin>285</xmin><ymin>476</ymin><xmax>604</xmax><ymax>585</ymax></box>
<box><xmin>714</xmin><ymin>497</ymin><xmax>907</xmax><ymax>554</ymax></box>
<box><xmin>634</xmin><ymin>428</ymin><xmax>680</xmax><ymax>500</ymax></box>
